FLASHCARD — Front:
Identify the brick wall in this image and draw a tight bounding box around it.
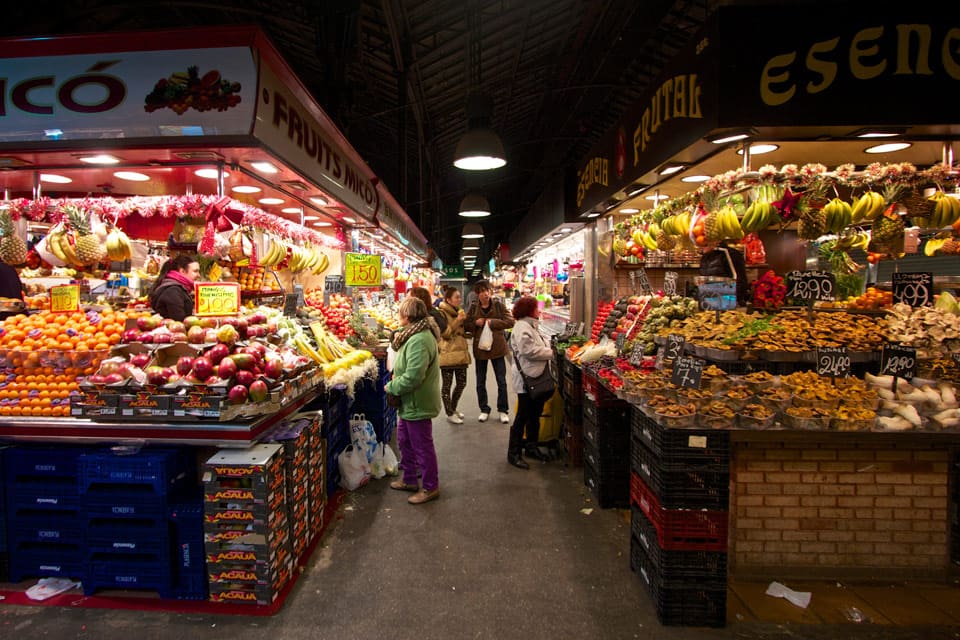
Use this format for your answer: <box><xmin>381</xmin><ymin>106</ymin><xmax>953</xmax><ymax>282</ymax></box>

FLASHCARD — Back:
<box><xmin>730</xmin><ymin>440</ymin><xmax>951</xmax><ymax>580</ymax></box>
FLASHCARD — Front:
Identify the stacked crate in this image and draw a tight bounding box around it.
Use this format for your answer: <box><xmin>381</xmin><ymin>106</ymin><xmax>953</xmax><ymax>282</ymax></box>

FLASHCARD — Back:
<box><xmin>316</xmin><ymin>386</ymin><xmax>350</xmax><ymax>493</ymax></box>
<box><xmin>350</xmin><ymin>358</ymin><xmax>396</xmax><ymax>443</ymax></box>
<box><xmin>79</xmin><ymin>448</ymin><xmax>195</xmax><ymax>598</ymax></box>
<box><xmin>203</xmin><ymin>445</ymin><xmax>294</xmax><ymax>606</ymax></box>
<box><xmin>629</xmin><ymin>406</ymin><xmax>730</xmax><ymax>627</ymax></box>
<box><xmin>262</xmin><ymin>416</ymin><xmax>314</xmax><ymax>563</ymax></box>
<box><xmin>306</xmin><ymin>415</ymin><xmax>327</xmax><ymax>541</ymax></box>
<box><xmin>561</xmin><ymin>357</ymin><xmax>583</xmax><ymax>466</ymax></box>
<box><xmin>0</xmin><ymin>447</ymin><xmax>8</xmax><ymax>582</ymax></box>
<box><xmin>581</xmin><ymin>367</ymin><xmax>630</xmax><ymax>508</ymax></box>
<box><xmin>4</xmin><ymin>447</ymin><xmax>86</xmax><ymax>582</ymax></box>
<box><xmin>168</xmin><ymin>501</ymin><xmax>207</xmax><ymax>600</ymax></box>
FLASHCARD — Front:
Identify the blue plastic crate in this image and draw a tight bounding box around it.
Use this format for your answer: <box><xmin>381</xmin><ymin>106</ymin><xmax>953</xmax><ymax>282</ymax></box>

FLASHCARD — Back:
<box><xmin>9</xmin><ymin>518</ymin><xmax>84</xmax><ymax>547</ymax></box>
<box><xmin>85</xmin><ymin>494</ymin><xmax>168</xmax><ymax>520</ymax></box>
<box><xmin>84</xmin><ymin>555</ymin><xmax>174</xmax><ymax>597</ymax></box>
<box><xmin>4</xmin><ymin>446</ymin><xmax>84</xmax><ymax>485</ymax></box>
<box><xmin>169</xmin><ymin>501</ymin><xmax>208</xmax><ymax>600</ymax></box>
<box><xmin>79</xmin><ymin>448</ymin><xmax>193</xmax><ymax>498</ymax></box>
<box><xmin>7</xmin><ymin>489</ymin><xmax>82</xmax><ymax>514</ymax></box>
<box><xmin>0</xmin><ymin>551</ymin><xmax>8</xmax><ymax>582</ymax></box>
<box><xmin>85</xmin><ymin>520</ymin><xmax>171</xmax><ymax>557</ymax></box>
<box><xmin>8</xmin><ymin>547</ymin><xmax>85</xmax><ymax>582</ymax></box>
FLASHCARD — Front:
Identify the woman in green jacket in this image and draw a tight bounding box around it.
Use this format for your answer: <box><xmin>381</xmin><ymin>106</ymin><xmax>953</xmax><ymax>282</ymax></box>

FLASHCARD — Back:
<box><xmin>384</xmin><ymin>296</ymin><xmax>443</xmax><ymax>504</ymax></box>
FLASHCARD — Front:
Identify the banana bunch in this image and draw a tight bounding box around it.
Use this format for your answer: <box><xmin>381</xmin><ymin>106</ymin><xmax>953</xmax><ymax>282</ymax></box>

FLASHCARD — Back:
<box><xmin>660</xmin><ymin>211</ymin><xmax>692</xmax><ymax>237</ymax></box>
<box><xmin>259</xmin><ymin>235</ymin><xmax>289</xmax><ymax>267</ymax></box>
<box><xmin>632</xmin><ymin>228</ymin><xmax>658</xmax><ymax>251</ymax></box>
<box><xmin>740</xmin><ymin>201</ymin><xmax>778</xmax><ymax>233</ymax></box>
<box><xmin>833</xmin><ymin>230</ymin><xmax>870</xmax><ymax>252</ymax></box>
<box><xmin>715</xmin><ymin>206</ymin><xmax>743</xmax><ymax>240</ymax></box>
<box><xmin>45</xmin><ymin>224</ymin><xmax>80</xmax><ymax>267</ymax></box>
<box><xmin>823</xmin><ymin>198</ymin><xmax>854</xmax><ymax>234</ymax></box>
<box><xmin>105</xmin><ymin>227</ymin><xmax>133</xmax><ymax>261</ymax></box>
<box><xmin>310</xmin><ymin>322</ymin><xmax>354</xmax><ymax>361</ymax></box>
<box><xmin>850</xmin><ymin>191</ymin><xmax>886</xmax><ymax>223</ymax></box>
<box><xmin>288</xmin><ymin>245</ymin><xmax>330</xmax><ymax>275</ymax></box>
<box><xmin>926</xmin><ymin>191</ymin><xmax>960</xmax><ymax>229</ymax></box>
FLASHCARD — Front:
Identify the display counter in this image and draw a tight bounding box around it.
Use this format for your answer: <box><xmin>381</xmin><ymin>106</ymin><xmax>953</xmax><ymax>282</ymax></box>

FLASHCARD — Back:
<box><xmin>540</xmin><ymin>306</ymin><xmax>570</xmax><ymax>336</ymax></box>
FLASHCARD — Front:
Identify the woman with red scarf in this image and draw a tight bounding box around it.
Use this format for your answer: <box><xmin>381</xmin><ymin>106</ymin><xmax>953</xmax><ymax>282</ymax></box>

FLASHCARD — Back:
<box><xmin>149</xmin><ymin>254</ymin><xmax>200</xmax><ymax>321</ymax></box>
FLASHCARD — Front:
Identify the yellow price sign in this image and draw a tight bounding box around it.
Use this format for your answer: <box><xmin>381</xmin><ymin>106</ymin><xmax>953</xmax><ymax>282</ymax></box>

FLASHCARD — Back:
<box><xmin>345</xmin><ymin>253</ymin><xmax>382</xmax><ymax>287</ymax></box>
<box><xmin>50</xmin><ymin>284</ymin><xmax>81</xmax><ymax>313</ymax></box>
<box><xmin>194</xmin><ymin>282</ymin><xmax>241</xmax><ymax>317</ymax></box>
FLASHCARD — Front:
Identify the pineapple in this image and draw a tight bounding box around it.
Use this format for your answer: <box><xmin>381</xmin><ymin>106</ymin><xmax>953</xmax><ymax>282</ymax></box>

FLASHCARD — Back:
<box><xmin>868</xmin><ymin>208</ymin><xmax>906</xmax><ymax>254</ymax></box>
<box><xmin>703</xmin><ymin>211</ymin><xmax>722</xmax><ymax>241</ymax></box>
<box><xmin>655</xmin><ymin>230</ymin><xmax>676</xmax><ymax>251</ymax></box>
<box><xmin>0</xmin><ymin>211</ymin><xmax>27</xmax><ymax>266</ymax></box>
<box><xmin>64</xmin><ymin>205</ymin><xmax>105</xmax><ymax>265</ymax></box>
<box><xmin>940</xmin><ymin>239</ymin><xmax>959</xmax><ymax>255</ymax></box>
<box><xmin>797</xmin><ymin>209</ymin><xmax>827</xmax><ymax>240</ymax></box>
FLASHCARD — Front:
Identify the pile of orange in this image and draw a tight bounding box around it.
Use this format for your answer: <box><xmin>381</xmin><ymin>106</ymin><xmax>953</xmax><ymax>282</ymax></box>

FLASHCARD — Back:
<box><xmin>844</xmin><ymin>287</ymin><xmax>894</xmax><ymax>311</ymax></box>
<box><xmin>0</xmin><ymin>309</ymin><xmax>148</xmax><ymax>355</ymax></box>
<box><xmin>0</xmin><ymin>373</ymin><xmax>79</xmax><ymax>417</ymax></box>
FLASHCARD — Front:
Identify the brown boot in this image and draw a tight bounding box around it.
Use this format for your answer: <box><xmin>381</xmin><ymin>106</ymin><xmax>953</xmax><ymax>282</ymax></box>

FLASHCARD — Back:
<box><xmin>408</xmin><ymin>488</ymin><xmax>440</xmax><ymax>504</ymax></box>
<box><xmin>390</xmin><ymin>480</ymin><xmax>419</xmax><ymax>492</ymax></box>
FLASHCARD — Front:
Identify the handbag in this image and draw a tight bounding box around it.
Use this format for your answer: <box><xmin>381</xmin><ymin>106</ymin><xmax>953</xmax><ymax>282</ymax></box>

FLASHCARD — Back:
<box><xmin>510</xmin><ymin>328</ymin><xmax>557</xmax><ymax>402</ymax></box>
<box><xmin>385</xmin><ymin>346</ymin><xmax>437</xmax><ymax>409</ymax></box>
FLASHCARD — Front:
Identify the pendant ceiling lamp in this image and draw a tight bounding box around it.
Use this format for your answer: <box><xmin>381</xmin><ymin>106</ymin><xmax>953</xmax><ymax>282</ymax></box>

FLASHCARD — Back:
<box><xmin>458</xmin><ymin>193</ymin><xmax>492</xmax><ymax>218</ymax></box>
<box><xmin>463</xmin><ymin>237</ymin><xmax>481</xmax><ymax>250</ymax></box>
<box><xmin>453</xmin><ymin>9</ymin><xmax>505</xmax><ymax>171</ymax></box>
<box><xmin>461</xmin><ymin>222</ymin><xmax>484</xmax><ymax>239</ymax></box>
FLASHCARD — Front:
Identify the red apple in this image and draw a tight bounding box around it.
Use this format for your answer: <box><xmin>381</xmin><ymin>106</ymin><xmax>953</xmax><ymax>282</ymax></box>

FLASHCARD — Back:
<box><xmin>103</xmin><ymin>373</ymin><xmax>125</xmax><ymax>385</ymax></box>
<box><xmin>190</xmin><ymin>356</ymin><xmax>214</xmax><ymax>381</ymax></box>
<box><xmin>130</xmin><ymin>353</ymin><xmax>152</xmax><ymax>369</ymax></box>
<box><xmin>220</xmin><ymin>316</ymin><xmax>238</xmax><ymax>328</ymax></box>
<box><xmin>171</xmin><ymin>332</ymin><xmax>187</xmax><ymax>343</ymax></box>
<box><xmin>206</xmin><ymin>343</ymin><xmax>231</xmax><ymax>365</ymax></box>
<box><xmin>248</xmin><ymin>312</ymin><xmax>266</xmax><ymax>325</ymax></box>
<box><xmin>86</xmin><ymin>374</ymin><xmax>106</xmax><ymax>385</ymax></box>
<box><xmin>217</xmin><ymin>357</ymin><xmax>238</xmax><ymax>381</ymax></box>
<box><xmin>235</xmin><ymin>318</ymin><xmax>248</xmax><ymax>339</ymax></box>
<box><xmin>187</xmin><ymin>326</ymin><xmax>206</xmax><ymax>344</ymax></box>
<box><xmin>229</xmin><ymin>353</ymin><xmax>256</xmax><ymax>371</ymax></box>
<box><xmin>122</xmin><ymin>329</ymin><xmax>141</xmax><ymax>343</ymax></box>
<box><xmin>235</xmin><ymin>370</ymin><xmax>255</xmax><ymax>388</ymax></box>
<box><xmin>248</xmin><ymin>379</ymin><xmax>268</xmax><ymax>402</ymax></box>
<box><xmin>228</xmin><ymin>385</ymin><xmax>248</xmax><ymax>404</ymax></box>
<box><xmin>139</xmin><ymin>333</ymin><xmax>154</xmax><ymax>344</ymax></box>
<box><xmin>153</xmin><ymin>332</ymin><xmax>173</xmax><ymax>344</ymax></box>
<box><xmin>263</xmin><ymin>356</ymin><xmax>283</xmax><ymax>380</ymax></box>
<box><xmin>176</xmin><ymin>356</ymin><xmax>194</xmax><ymax>376</ymax></box>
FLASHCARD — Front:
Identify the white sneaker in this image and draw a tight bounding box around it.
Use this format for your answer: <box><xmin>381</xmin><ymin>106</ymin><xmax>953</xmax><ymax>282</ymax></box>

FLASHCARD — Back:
<box><xmin>447</xmin><ymin>414</ymin><xmax>464</xmax><ymax>425</ymax></box>
<box><xmin>457</xmin><ymin>412</ymin><xmax>464</xmax><ymax>418</ymax></box>
<box><xmin>499</xmin><ymin>412</ymin><xmax>510</xmax><ymax>424</ymax></box>
<box><xmin>478</xmin><ymin>412</ymin><xmax>489</xmax><ymax>422</ymax></box>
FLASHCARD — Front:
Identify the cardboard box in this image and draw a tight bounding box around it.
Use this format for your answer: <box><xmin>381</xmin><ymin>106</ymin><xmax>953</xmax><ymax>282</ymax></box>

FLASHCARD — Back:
<box><xmin>118</xmin><ymin>392</ymin><xmax>170</xmax><ymax>418</ymax></box>
<box><xmin>70</xmin><ymin>390</ymin><xmax>119</xmax><ymax>418</ymax></box>
<box><xmin>202</xmin><ymin>445</ymin><xmax>285</xmax><ymax>486</ymax></box>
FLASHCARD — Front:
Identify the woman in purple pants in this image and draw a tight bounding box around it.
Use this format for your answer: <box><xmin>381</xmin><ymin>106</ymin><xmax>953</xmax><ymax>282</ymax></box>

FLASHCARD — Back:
<box><xmin>384</xmin><ymin>297</ymin><xmax>443</xmax><ymax>504</ymax></box>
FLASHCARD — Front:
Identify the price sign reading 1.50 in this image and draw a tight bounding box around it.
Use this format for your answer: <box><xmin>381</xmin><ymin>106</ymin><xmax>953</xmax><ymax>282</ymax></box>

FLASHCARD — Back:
<box><xmin>345</xmin><ymin>253</ymin><xmax>382</xmax><ymax>287</ymax></box>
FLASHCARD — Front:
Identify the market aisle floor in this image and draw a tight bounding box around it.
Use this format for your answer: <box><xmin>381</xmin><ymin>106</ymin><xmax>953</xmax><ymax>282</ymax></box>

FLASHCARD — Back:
<box><xmin>1</xmin><ymin>364</ymin><xmax>958</xmax><ymax>639</ymax></box>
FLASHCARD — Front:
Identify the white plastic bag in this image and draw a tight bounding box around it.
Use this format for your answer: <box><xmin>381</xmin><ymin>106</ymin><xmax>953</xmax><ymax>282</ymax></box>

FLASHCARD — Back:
<box><xmin>477</xmin><ymin>322</ymin><xmax>494</xmax><ymax>351</ymax></box>
<box><xmin>349</xmin><ymin>414</ymin><xmax>379</xmax><ymax>462</ymax></box>
<box><xmin>338</xmin><ymin>445</ymin><xmax>371</xmax><ymax>490</ymax></box>
<box><xmin>386</xmin><ymin>345</ymin><xmax>396</xmax><ymax>372</ymax></box>
<box><xmin>370</xmin><ymin>443</ymin><xmax>386</xmax><ymax>479</ymax></box>
<box><xmin>382</xmin><ymin>443</ymin><xmax>399</xmax><ymax>476</ymax></box>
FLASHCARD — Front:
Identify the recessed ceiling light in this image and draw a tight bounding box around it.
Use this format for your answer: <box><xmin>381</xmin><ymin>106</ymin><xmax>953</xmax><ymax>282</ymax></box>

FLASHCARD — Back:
<box><xmin>231</xmin><ymin>185</ymin><xmax>261</xmax><ymax>194</ymax></box>
<box><xmin>586</xmin><ymin>212</ymin><xmax>601</xmax><ymax>218</ymax></box>
<box><xmin>113</xmin><ymin>171</ymin><xmax>150</xmax><ymax>182</ymax></box>
<box><xmin>681</xmin><ymin>175</ymin><xmax>711</xmax><ymax>183</ymax></box>
<box><xmin>259</xmin><ymin>197</ymin><xmax>284</xmax><ymax>205</ymax></box>
<box><xmin>853</xmin><ymin>128</ymin><xmax>905</xmax><ymax>138</ymax></box>
<box><xmin>341</xmin><ymin>216</ymin><xmax>356</xmax><ymax>223</ymax></box>
<box><xmin>250</xmin><ymin>161</ymin><xmax>279</xmax><ymax>173</ymax></box>
<box><xmin>659</xmin><ymin>164</ymin><xmax>684</xmax><ymax>176</ymax></box>
<box><xmin>313</xmin><ymin>221</ymin><xmax>332</xmax><ymax>227</ymax></box>
<box><xmin>709</xmin><ymin>132</ymin><xmax>752</xmax><ymax>144</ymax></box>
<box><xmin>310</xmin><ymin>197</ymin><xmax>328</xmax><ymax>206</ymax></box>
<box><xmin>40</xmin><ymin>173</ymin><xmax>71</xmax><ymax>184</ymax></box>
<box><xmin>195</xmin><ymin>168</ymin><xmax>229</xmax><ymax>179</ymax></box>
<box><xmin>79</xmin><ymin>154</ymin><xmax>120</xmax><ymax>165</ymax></box>
<box><xmin>44</xmin><ymin>129</ymin><xmax>63</xmax><ymax>138</ymax></box>
<box><xmin>865</xmin><ymin>142</ymin><xmax>912</xmax><ymax>154</ymax></box>
<box><xmin>560</xmin><ymin>227</ymin><xmax>572</xmax><ymax>232</ymax></box>
<box><xmin>646</xmin><ymin>194</ymin><xmax>670</xmax><ymax>201</ymax></box>
<box><xmin>737</xmin><ymin>144</ymin><xmax>779</xmax><ymax>155</ymax></box>
<box><xmin>303</xmin><ymin>215</ymin><xmax>320</xmax><ymax>221</ymax></box>
<box><xmin>619</xmin><ymin>208</ymin><xmax>640</xmax><ymax>214</ymax></box>
<box><xmin>282</xmin><ymin>207</ymin><xmax>302</xmax><ymax>214</ymax></box>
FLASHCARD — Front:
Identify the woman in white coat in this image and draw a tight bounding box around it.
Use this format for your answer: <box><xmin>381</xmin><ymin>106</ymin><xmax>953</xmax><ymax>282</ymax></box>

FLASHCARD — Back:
<box><xmin>506</xmin><ymin>296</ymin><xmax>555</xmax><ymax>469</ymax></box>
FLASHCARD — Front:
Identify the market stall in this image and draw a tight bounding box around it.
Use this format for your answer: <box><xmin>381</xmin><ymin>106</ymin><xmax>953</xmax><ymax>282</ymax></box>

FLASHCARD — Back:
<box><xmin>0</xmin><ymin>25</ymin><xmax>426</xmax><ymax>609</ymax></box>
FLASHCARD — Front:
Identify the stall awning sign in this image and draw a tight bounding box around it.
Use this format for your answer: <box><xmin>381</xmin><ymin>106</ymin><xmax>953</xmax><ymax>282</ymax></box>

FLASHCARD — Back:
<box><xmin>345</xmin><ymin>253</ymin><xmax>382</xmax><ymax>287</ymax></box>
<box><xmin>195</xmin><ymin>282</ymin><xmax>240</xmax><ymax>317</ymax></box>
<box><xmin>50</xmin><ymin>284</ymin><xmax>80</xmax><ymax>313</ymax></box>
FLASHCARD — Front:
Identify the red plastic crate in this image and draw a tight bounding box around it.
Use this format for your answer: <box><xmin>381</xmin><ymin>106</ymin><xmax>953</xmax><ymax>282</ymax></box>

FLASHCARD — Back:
<box><xmin>630</xmin><ymin>472</ymin><xmax>728</xmax><ymax>552</ymax></box>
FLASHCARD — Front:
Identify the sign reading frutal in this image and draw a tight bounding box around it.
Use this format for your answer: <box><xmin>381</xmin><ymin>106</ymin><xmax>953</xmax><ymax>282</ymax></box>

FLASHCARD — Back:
<box><xmin>880</xmin><ymin>344</ymin><xmax>917</xmax><ymax>380</ymax></box>
<box><xmin>345</xmin><ymin>253</ymin><xmax>382</xmax><ymax>287</ymax></box>
<box><xmin>49</xmin><ymin>284</ymin><xmax>81</xmax><ymax>313</ymax></box>
<box><xmin>194</xmin><ymin>282</ymin><xmax>240</xmax><ymax>317</ymax></box>
<box><xmin>816</xmin><ymin>346</ymin><xmax>850</xmax><ymax>378</ymax></box>
<box><xmin>671</xmin><ymin>355</ymin><xmax>704</xmax><ymax>389</ymax></box>
<box><xmin>324</xmin><ymin>274</ymin><xmax>345</xmax><ymax>294</ymax></box>
<box><xmin>665</xmin><ymin>334</ymin><xmax>685</xmax><ymax>361</ymax></box>
<box><xmin>785</xmin><ymin>270</ymin><xmax>835</xmax><ymax>302</ymax></box>
<box><xmin>893</xmin><ymin>272</ymin><xmax>933</xmax><ymax>308</ymax></box>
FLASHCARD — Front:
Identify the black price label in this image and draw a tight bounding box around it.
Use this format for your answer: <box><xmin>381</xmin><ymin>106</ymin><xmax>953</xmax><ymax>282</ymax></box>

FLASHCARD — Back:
<box><xmin>663</xmin><ymin>271</ymin><xmax>678</xmax><ymax>296</ymax></box>
<box><xmin>893</xmin><ymin>272</ymin><xmax>933</xmax><ymax>307</ymax></box>
<box><xmin>615</xmin><ymin>333</ymin><xmax>627</xmax><ymax>354</ymax></box>
<box><xmin>952</xmin><ymin>352</ymin><xmax>960</xmax><ymax>368</ymax></box>
<box><xmin>816</xmin><ymin>346</ymin><xmax>850</xmax><ymax>378</ymax></box>
<box><xmin>671</xmin><ymin>356</ymin><xmax>704</xmax><ymax>389</ymax></box>
<box><xmin>654</xmin><ymin>347</ymin><xmax>665</xmax><ymax>370</ymax></box>
<box><xmin>880</xmin><ymin>344</ymin><xmax>917</xmax><ymax>380</ymax></box>
<box><xmin>628</xmin><ymin>342</ymin><xmax>646</xmax><ymax>367</ymax></box>
<box><xmin>665</xmin><ymin>334</ymin><xmax>685</xmax><ymax>360</ymax></box>
<box><xmin>785</xmin><ymin>270</ymin><xmax>835</xmax><ymax>302</ymax></box>
<box><xmin>564</xmin><ymin>322</ymin><xmax>578</xmax><ymax>335</ymax></box>
<box><xmin>282</xmin><ymin>293</ymin><xmax>299</xmax><ymax>317</ymax></box>
<box><xmin>324</xmin><ymin>274</ymin><xmax>345</xmax><ymax>294</ymax></box>
<box><xmin>636</xmin><ymin>269</ymin><xmax>652</xmax><ymax>295</ymax></box>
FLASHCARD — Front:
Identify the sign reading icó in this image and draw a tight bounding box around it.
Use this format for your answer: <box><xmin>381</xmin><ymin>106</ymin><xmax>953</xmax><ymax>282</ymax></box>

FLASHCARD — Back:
<box><xmin>345</xmin><ymin>253</ymin><xmax>382</xmax><ymax>287</ymax></box>
<box><xmin>195</xmin><ymin>283</ymin><xmax>240</xmax><ymax>317</ymax></box>
<box><xmin>49</xmin><ymin>284</ymin><xmax>80</xmax><ymax>313</ymax></box>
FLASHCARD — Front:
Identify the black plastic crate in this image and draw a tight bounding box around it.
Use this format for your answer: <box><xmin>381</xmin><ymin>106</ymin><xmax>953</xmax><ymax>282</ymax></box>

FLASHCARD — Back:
<box><xmin>630</xmin><ymin>407</ymin><xmax>730</xmax><ymax>463</ymax></box>
<box><xmin>583</xmin><ymin>441</ymin><xmax>629</xmax><ymax>475</ymax></box>
<box><xmin>630</xmin><ymin>534</ymin><xmax>726</xmax><ymax>627</ymax></box>
<box><xmin>583</xmin><ymin>457</ymin><xmax>628</xmax><ymax>509</ymax></box>
<box><xmin>631</xmin><ymin>439</ymin><xmax>729</xmax><ymax>510</ymax></box>
<box><xmin>582</xmin><ymin>399</ymin><xmax>630</xmax><ymax>433</ymax></box>
<box><xmin>631</xmin><ymin>506</ymin><xmax>727</xmax><ymax>578</ymax></box>
<box><xmin>583</xmin><ymin>413</ymin><xmax>630</xmax><ymax>454</ymax></box>
<box><xmin>169</xmin><ymin>500</ymin><xmax>206</xmax><ymax>600</ymax></box>
<box><xmin>0</xmin><ymin>551</ymin><xmax>8</xmax><ymax>582</ymax></box>
<box><xmin>562</xmin><ymin>358</ymin><xmax>582</xmax><ymax>383</ymax></box>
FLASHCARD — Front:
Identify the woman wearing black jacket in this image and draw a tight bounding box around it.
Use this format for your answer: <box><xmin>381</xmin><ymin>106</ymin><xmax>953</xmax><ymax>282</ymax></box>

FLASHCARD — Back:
<box><xmin>149</xmin><ymin>254</ymin><xmax>200</xmax><ymax>321</ymax></box>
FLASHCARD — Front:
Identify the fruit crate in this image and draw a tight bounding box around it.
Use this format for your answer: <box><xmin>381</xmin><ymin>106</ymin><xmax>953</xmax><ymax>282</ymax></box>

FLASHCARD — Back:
<box><xmin>630</xmin><ymin>406</ymin><xmax>730</xmax><ymax>463</ymax></box>
<box><xmin>631</xmin><ymin>438</ymin><xmax>729</xmax><ymax>510</ymax></box>
<box><xmin>83</xmin><ymin>554</ymin><xmax>174</xmax><ymax>597</ymax></box>
<box><xmin>631</xmin><ymin>506</ymin><xmax>727</xmax><ymax>578</ymax></box>
<box><xmin>9</xmin><ymin>547</ymin><xmax>85</xmax><ymax>583</ymax></box>
<box><xmin>631</xmin><ymin>472</ymin><xmax>728</xmax><ymax>552</ymax></box>
<box><xmin>630</xmin><ymin>534</ymin><xmax>726</xmax><ymax>628</ymax></box>
<box><xmin>85</xmin><ymin>520</ymin><xmax>171</xmax><ymax>557</ymax></box>
<box><xmin>584</xmin><ymin>457</ymin><xmax>629</xmax><ymax>509</ymax></box>
<box><xmin>169</xmin><ymin>500</ymin><xmax>208</xmax><ymax>600</ymax></box>
<box><xmin>562</xmin><ymin>357</ymin><xmax>582</xmax><ymax>384</ymax></box>
<box><xmin>79</xmin><ymin>448</ymin><xmax>194</xmax><ymax>500</ymax></box>
<box><xmin>4</xmin><ymin>445</ymin><xmax>84</xmax><ymax>487</ymax></box>
<box><xmin>581</xmin><ymin>368</ymin><xmax>623</xmax><ymax>408</ymax></box>
<box><xmin>10</xmin><ymin>518</ymin><xmax>85</xmax><ymax>548</ymax></box>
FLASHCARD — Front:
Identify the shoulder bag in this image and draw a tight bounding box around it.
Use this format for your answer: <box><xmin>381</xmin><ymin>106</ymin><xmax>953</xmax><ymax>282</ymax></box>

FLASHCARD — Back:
<box><xmin>509</xmin><ymin>327</ymin><xmax>557</xmax><ymax>402</ymax></box>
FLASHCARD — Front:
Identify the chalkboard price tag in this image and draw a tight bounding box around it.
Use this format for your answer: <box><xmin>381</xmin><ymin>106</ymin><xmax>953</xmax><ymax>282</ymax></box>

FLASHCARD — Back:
<box><xmin>671</xmin><ymin>356</ymin><xmax>704</xmax><ymax>389</ymax></box>
<box><xmin>893</xmin><ymin>272</ymin><xmax>933</xmax><ymax>307</ymax></box>
<box><xmin>665</xmin><ymin>334</ymin><xmax>685</xmax><ymax>360</ymax></box>
<box><xmin>628</xmin><ymin>342</ymin><xmax>646</xmax><ymax>367</ymax></box>
<box><xmin>952</xmin><ymin>352</ymin><xmax>960</xmax><ymax>368</ymax></box>
<box><xmin>283</xmin><ymin>293</ymin><xmax>299</xmax><ymax>317</ymax></box>
<box><xmin>324</xmin><ymin>274</ymin><xmax>345</xmax><ymax>294</ymax></box>
<box><xmin>635</xmin><ymin>268</ymin><xmax>652</xmax><ymax>295</ymax></box>
<box><xmin>816</xmin><ymin>346</ymin><xmax>850</xmax><ymax>378</ymax></box>
<box><xmin>663</xmin><ymin>271</ymin><xmax>678</xmax><ymax>296</ymax></box>
<box><xmin>785</xmin><ymin>270</ymin><xmax>835</xmax><ymax>302</ymax></box>
<box><xmin>564</xmin><ymin>322</ymin><xmax>578</xmax><ymax>336</ymax></box>
<box><xmin>654</xmin><ymin>347</ymin><xmax>665</xmax><ymax>370</ymax></box>
<box><xmin>615</xmin><ymin>333</ymin><xmax>627</xmax><ymax>354</ymax></box>
<box><xmin>880</xmin><ymin>344</ymin><xmax>917</xmax><ymax>380</ymax></box>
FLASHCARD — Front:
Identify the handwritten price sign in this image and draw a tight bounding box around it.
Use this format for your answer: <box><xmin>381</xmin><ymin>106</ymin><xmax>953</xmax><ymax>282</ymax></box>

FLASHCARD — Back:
<box><xmin>880</xmin><ymin>344</ymin><xmax>917</xmax><ymax>380</ymax></box>
<box><xmin>345</xmin><ymin>253</ymin><xmax>382</xmax><ymax>287</ymax></box>
<box><xmin>893</xmin><ymin>272</ymin><xmax>933</xmax><ymax>308</ymax></box>
<box><xmin>628</xmin><ymin>342</ymin><xmax>646</xmax><ymax>367</ymax></box>
<box><xmin>671</xmin><ymin>355</ymin><xmax>704</xmax><ymax>389</ymax></box>
<box><xmin>665</xmin><ymin>334</ymin><xmax>685</xmax><ymax>360</ymax></box>
<box><xmin>635</xmin><ymin>268</ymin><xmax>652</xmax><ymax>295</ymax></box>
<box><xmin>786</xmin><ymin>270</ymin><xmax>835</xmax><ymax>302</ymax></box>
<box><xmin>817</xmin><ymin>346</ymin><xmax>850</xmax><ymax>378</ymax></box>
<box><xmin>49</xmin><ymin>284</ymin><xmax>80</xmax><ymax>313</ymax></box>
<box><xmin>194</xmin><ymin>283</ymin><xmax>240</xmax><ymax>317</ymax></box>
